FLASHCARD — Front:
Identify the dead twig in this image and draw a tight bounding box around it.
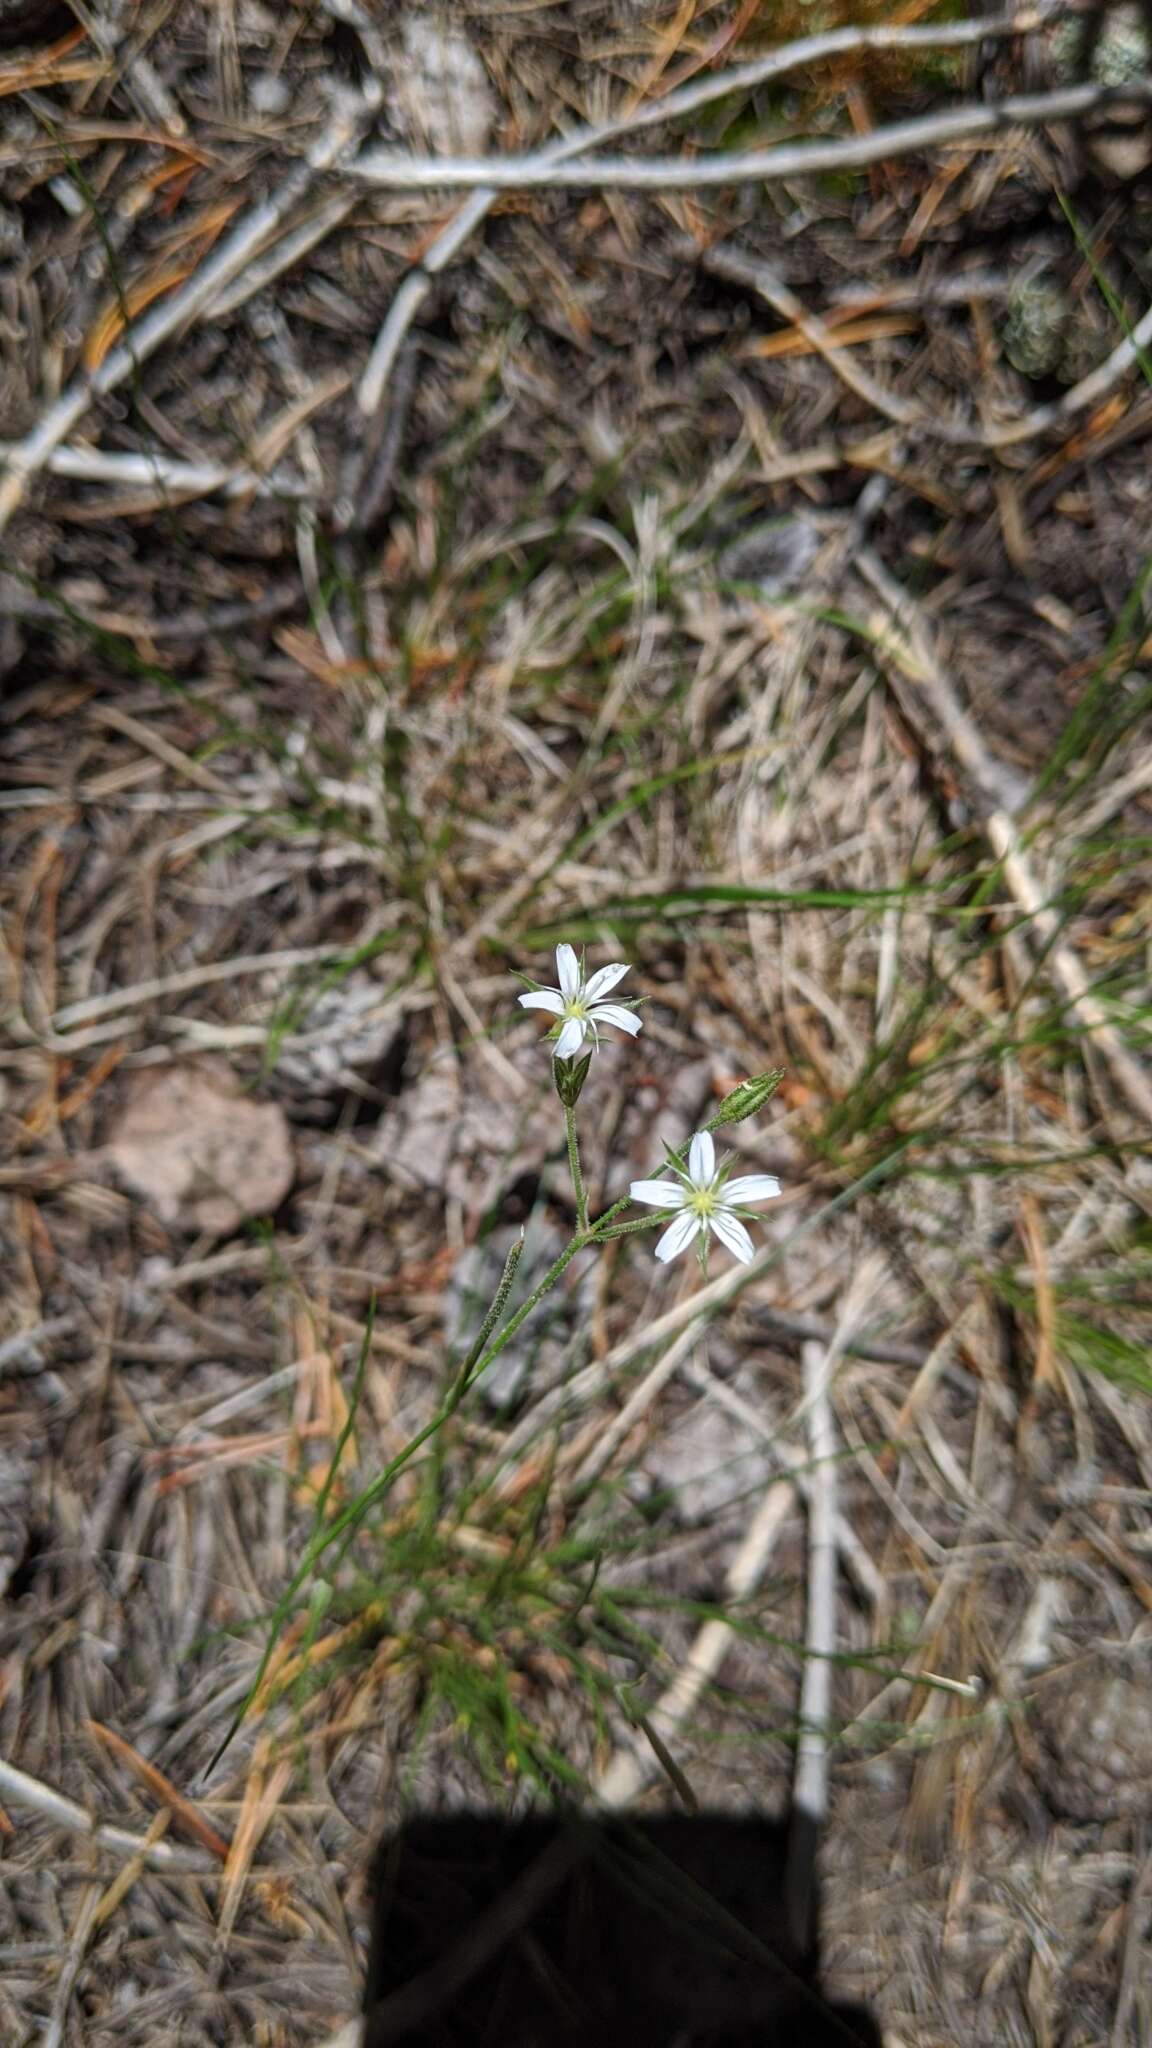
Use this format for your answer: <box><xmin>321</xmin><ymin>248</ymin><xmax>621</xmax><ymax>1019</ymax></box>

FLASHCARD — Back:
<box><xmin>0</xmin><ymin>444</ymin><xmax>312</xmax><ymax>500</ymax></box>
<box><xmin>566</xmin><ymin>1319</ymin><xmax>706</xmax><ymax>1495</ymax></box>
<box><xmin>40</xmin><ymin>1810</ymin><xmax>174</xmax><ymax>2048</ymax></box>
<box><xmin>343</xmin><ymin>80</ymin><xmax>1152</xmax><ymax>192</ymax></box>
<box><xmin>357</xmin><ymin>194</ymin><xmax>495</xmax><ymax>420</ymax></box>
<box><xmin>787</xmin><ymin>1339</ymin><xmax>838</xmax><ymax>1951</ymax></box>
<box><xmin>343</xmin><ymin>336</ymin><xmax>419</xmax><ymax>537</ymax></box>
<box><xmin>747</xmin><ymin>1303</ymin><xmax>925</xmax><ymax>1371</ymax></box>
<box><xmin>0</xmin><ymin>1757</ymin><xmax>215</xmax><ymax>1873</ymax></box>
<box><xmin>210</xmin><ymin>192</ymin><xmax>359</xmax><ymax>318</ymax></box>
<box><xmin>0</xmin><ymin>89</ymin><xmax>375</xmax><ymax>538</ymax></box>
<box><xmin>680</xmin><ymin>1354</ymin><xmax>887</xmax><ymax>1615</ymax></box>
<box><xmin>353</xmin><ymin>8</ymin><xmax>1062</xmax><ymax>418</ymax></box>
<box><xmin>48</xmin><ymin>945</ymin><xmax>347</xmax><ymax>1033</ymax></box>
<box><xmin>695</xmin><ymin>237</ymin><xmax>1152</xmax><ymax>451</ymax></box>
<box><xmin>86</xmin><ymin>1720</ymin><xmax>231</xmax><ymax>1861</ymax></box>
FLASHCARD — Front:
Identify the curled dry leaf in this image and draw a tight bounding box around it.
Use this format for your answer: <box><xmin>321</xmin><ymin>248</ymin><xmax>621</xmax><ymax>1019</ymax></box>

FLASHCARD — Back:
<box><xmin>105</xmin><ymin>1058</ymin><xmax>294</xmax><ymax>1236</ymax></box>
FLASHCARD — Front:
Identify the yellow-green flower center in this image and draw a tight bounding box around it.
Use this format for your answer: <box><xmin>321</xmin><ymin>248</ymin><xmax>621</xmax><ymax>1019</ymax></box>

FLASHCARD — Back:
<box><xmin>688</xmin><ymin>1185</ymin><xmax>717</xmax><ymax>1217</ymax></box>
<box><xmin>562</xmin><ymin>997</ymin><xmax>588</xmax><ymax>1021</ymax></box>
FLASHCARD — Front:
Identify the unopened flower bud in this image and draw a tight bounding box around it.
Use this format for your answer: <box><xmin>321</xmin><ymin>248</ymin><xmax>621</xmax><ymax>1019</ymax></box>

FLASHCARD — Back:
<box><xmin>708</xmin><ymin>1068</ymin><xmax>785</xmax><ymax>1128</ymax></box>
<box><xmin>553</xmin><ymin>1050</ymin><xmax>594</xmax><ymax>1108</ymax></box>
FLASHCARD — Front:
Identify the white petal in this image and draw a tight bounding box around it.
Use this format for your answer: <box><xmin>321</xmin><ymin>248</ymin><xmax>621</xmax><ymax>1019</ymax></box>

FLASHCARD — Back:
<box><xmin>583</xmin><ymin>962</ymin><xmax>631</xmax><ymax>1004</ymax></box>
<box><xmin>553</xmin><ymin>1015</ymin><xmax>587</xmax><ymax>1060</ymax></box>
<box><xmin>590</xmin><ymin>1003</ymin><xmax>641</xmax><ymax>1036</ymax></box>
<box><xmin>724</xmin><ymin>1174</ymin><xmax>781</xmax><ymax>1205</ymax></box>
<box><xmin>655</xmin><ymin>1209</ymin><xmax>700</xmax><ymax>1263</ymax></box>
<box><xmin>555</xmin><ymin>943</ymin><xmax>580</xmax><ymax>999</ymax></box>
<box><xmin>688</xmin><ymin>1130</ymin><xmax>715</xmax><ymax>1187</ymax></box>
<box><xmin>629</xmin><ymin>1179</ymin><xmax>687</xmax><ymax>1208</ymax></box>
<box><xmin>711</xmin><ymin>1209</ymin><xmax>755</xmax><ymax>1263</ymax></box>
<box><xmin>518</xmin><ymin>990</ymin><xmax>565</xmax><ymax>1015</ymax></box>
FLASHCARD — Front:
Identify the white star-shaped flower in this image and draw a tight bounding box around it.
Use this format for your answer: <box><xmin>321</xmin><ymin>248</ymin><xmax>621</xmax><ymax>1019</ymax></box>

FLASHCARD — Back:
<box><xmin>629</xmin><ymin>1128</ymin><xmax>781</xmax><ymax>1265</ymax></box>
<box><xmin>518</xmin><ymin>943</ymin><xmax>642</xmax><ymax>1060</ymax></box>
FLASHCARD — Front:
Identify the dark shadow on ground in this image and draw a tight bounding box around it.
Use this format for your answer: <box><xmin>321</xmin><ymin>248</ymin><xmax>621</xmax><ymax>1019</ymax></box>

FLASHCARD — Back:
<box><xmin>364</xmin><ymin>1809</ymin><xmax>882</xmax><ymax>2045</ymax></box>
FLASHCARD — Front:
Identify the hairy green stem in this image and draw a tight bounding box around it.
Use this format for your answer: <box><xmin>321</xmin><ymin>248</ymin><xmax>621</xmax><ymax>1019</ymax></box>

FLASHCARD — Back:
<box><xmin>588</xmin><ymin>1190</ymin><xmax>632</xmax><ymax>1235</ymax></box>
<box><xmin>463</xmin><ymin>1232</ymin><xmax>587</xmax><ymax>1391</ymax></box>
<box><xmin>564</xmin><ymin>1101</ymin><xmax>588</xmax><ymax>1232</ymax></box>
<box><xmin>450</xmin><ymin>1235</ymin><xmax>525</xmax><ymax>1400</ymax></box>
<box><xmin>591</xmin><ymin>1214</ymin><xmax>665</xmax><ymax>1241</ymax></box>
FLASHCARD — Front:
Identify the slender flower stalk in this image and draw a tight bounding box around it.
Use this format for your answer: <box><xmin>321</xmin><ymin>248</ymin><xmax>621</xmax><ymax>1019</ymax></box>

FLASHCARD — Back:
<box><xmin>564</xmin><ymin>1101</ymin><xmax>588</xmax><ymax>1232</ymax></box>
<box><xmin>629</xmin><ymin>1128</ymin><xmax>781</xmax><ymax>1266</ymax></box>
<box><xmin>519</xmin><ymin>943</ymin><xmax>642</xmax><ymax>1059</ymax></box>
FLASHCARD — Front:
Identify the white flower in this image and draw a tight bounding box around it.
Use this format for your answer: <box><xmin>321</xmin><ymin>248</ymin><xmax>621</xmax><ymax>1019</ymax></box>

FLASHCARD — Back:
<box><xmin>629</xmin><ymin>1128</ymin><xmax>780</xmax><ymax>1265</ymax></box>
<box><xmin>518</xmin><ymin>943</ymin><xmax>642</xmax><ymax>1060</ymax></box>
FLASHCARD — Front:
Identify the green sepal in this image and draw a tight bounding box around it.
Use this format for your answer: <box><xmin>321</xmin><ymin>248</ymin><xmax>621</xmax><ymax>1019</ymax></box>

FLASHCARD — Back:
<box><xmin>554</xmin><ymin>1050</ymin><xmax>593</xmax><ymax>1107</ymax></box>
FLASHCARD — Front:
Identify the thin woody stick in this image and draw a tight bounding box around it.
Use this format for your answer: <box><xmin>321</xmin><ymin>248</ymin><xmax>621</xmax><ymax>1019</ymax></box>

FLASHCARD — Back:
<box><xmin>344</xmin><ymin>79</ymin><xmax>1152</xmax><ymax>192</ymax></box>
<box><xmin>0</xmin><ymin>1756</ymin><xmax>214</xmax><ymax>1873</ymax></box>
<box><xmin>787</xmin><ymin>1340</ymin><xmax>838</xmax><ymax>1950</ymax></box>
<box><xmin>596</xmin><ymin>1468</ymin><xmax>797</xmax><ymax>1808</ymax></box>
<box><xmin>0</xmin><ymin>92</ymin><xmax>374</xmax><ymax>539</ymax></box>
<box><xmin>354</xmin><ymin>8</ymin><xmax>1064</xmax><ymax>417</ymax></box>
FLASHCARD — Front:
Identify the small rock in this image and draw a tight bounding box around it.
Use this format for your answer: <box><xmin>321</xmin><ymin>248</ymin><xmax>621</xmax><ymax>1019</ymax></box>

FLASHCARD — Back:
<box><xmin>374</xmin><ymin>1067</ymin><xmax>460</xmax><ymax>1194</ymax></box>
<box><xmin>1002</xmin><ymin>273</ymin><xmax>1068</xmax><ymax>379</ymax></box>
<box><xmin>372</xmin><ymin>1051</ymin><xmax>557</xmax><ymax>1210</ymax></box>
<box><xmin>105</xmin><ymin>1058</ymin><xmax>294</xmax><ymax>1236</ymax></box>
<box><xmin>1051</xmin><ymin>4</ymin><xmax>1148</xmax><ymax>88</ymax></box>
<box><xmin>1030</xmin><ymin>1653</ymin><xmax>1152</xmax><ymax>1822</ymax></box>
<box><xmin>1049</xmin><ymin>7</ymin><xmax>1152</xmax><ymax>179</ymax></box>
<box><xmin>0</xmin><ymin>1442</ymin><xmax>38</xmax><ymax>1601</ymax></box>
<box><xmin>273</xmin><ymin>970</ymin><xmax>403</xmax><ymax>1103</ymax></box>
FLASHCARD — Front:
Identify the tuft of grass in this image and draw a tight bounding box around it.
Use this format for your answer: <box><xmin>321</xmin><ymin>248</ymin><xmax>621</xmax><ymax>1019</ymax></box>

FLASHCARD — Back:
<box><xmin>240</xmin><ymin>1391</ymin><xmax>956</xmax><ymax>1799</ymax></box>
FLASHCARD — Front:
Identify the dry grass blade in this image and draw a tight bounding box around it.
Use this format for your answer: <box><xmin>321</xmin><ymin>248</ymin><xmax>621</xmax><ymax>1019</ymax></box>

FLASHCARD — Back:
<box><xmin>856</xmin><ymin>546</ymin><xmax>1152</xmax><ymax>1126</ymax></box>
<box><xmin>86</xmin><ymin>1720</ymin><xmax>232</xmax><ymax>1860</ymax></box>
<box><xmin>216</xmin><ymin>1740</ymin><xmax>294</xmax><ymax>1946</ymax></box>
